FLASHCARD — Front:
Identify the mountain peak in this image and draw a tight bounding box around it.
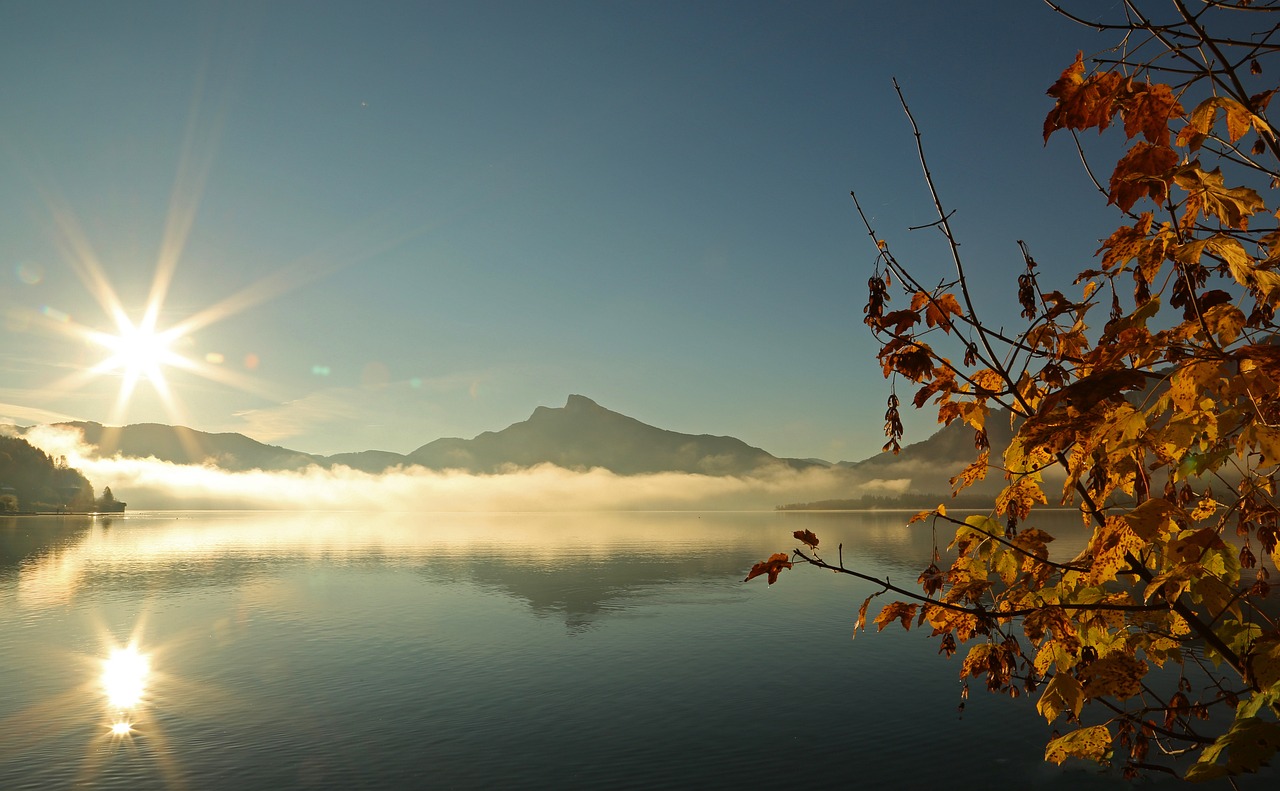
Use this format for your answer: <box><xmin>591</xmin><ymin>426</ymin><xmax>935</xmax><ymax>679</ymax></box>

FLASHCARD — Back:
<box><xmin>564</xmin><ymin>394</ymin><xmax>601</xmax><ymax>411</ymax></box>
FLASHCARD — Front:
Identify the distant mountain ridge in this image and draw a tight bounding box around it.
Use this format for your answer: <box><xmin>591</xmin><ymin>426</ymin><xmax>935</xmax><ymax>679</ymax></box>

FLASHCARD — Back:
<box><xmin>50</xmin><ymin>395</ymin><xmax>829</xmax><ymax>477</ymax></box>
<box><xmin>406</xmin><ymin>394</ymin><xmax>824</xmax><ymax>475</ymax></box>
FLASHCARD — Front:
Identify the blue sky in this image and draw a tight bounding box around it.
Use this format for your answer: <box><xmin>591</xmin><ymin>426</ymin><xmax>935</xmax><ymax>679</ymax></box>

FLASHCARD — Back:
<box><xmin>0</xmin><ymin>1</ymin><xmax>1125</xmax><ymax>461</ymax></box>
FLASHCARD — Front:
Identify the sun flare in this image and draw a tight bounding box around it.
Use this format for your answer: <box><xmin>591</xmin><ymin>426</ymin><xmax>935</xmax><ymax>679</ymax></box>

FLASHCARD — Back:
<box><xmin>91</xmin><ymin>320</ymin><xmax>186</xmax><ymax>380</ymax></box>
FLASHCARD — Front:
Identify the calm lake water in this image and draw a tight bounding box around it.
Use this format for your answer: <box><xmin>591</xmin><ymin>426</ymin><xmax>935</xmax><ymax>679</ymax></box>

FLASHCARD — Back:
<box><xmin>0</xmin><ymin>510</ymin><xmax>1267</xmax><ymax>789</ymax></box>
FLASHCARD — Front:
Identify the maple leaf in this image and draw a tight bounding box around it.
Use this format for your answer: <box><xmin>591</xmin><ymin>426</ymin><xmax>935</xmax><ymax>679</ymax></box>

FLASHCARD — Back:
<box><xmin>1123</xmin><ymin>83</ymin><xmax>1183</xmax><ymax>144</ymax></box>
<box><xmin>1045</xmin><ymin>725</ymin><xmax>1113</xmax><ymax>765</ymax></box>
<box><xmin>878</xmin><ymin>308</ymin><xmax>919</xmax><ymax>335</ymax></box>
<box><xmin>950</xmin><ymin>449</ymin><xmax>990</xmax><ymax>494</ymax></box>
<box><xmin>1178</xmin><ymin>96</ymin><xmax>1270</xmax><ymax>147</ymax></box>
<box><xmin>910</xmin><ymin>291</ymin><xmax>963</xmax><ymax>334</ymax></box>
<box><xmin>874</xmin><ymin>602</ymin><xmax>918</xmax><ymax>632</ymax></box>
<box><xmin>1185</xmin><ymin>717</ymin><xmax>1280</xmax><ymax>781</ymax></box>
<box><xmin>793</xmin><ymin>529</ymin><xmax>819</xmax><ymax>549</ymax></box>
<box><xmin>744</xmin><ymin>553</ymin><xmax>792</xmax><ymax>585</ymax></box>
<box><xmin>1037</xmin><ymin>672</ymin><xmax>1084</xmax><ymax>723</ymax></box>
<box><xmin>1108</xmin><ymin>141</ymin><xmax>1178</xmax><ymax>212</ymax></box>
<box><xmin>1044</xmin><ymin>53</ymin><xmax>1124</xmax><ymax>141</ymax></box>
<box><xmin>1096</xmin><ymin>213</ymin><xmax>1154</xmax><ymax>270</ymax></box>
<box><xmin>1081</xmin><ymin>653</ymin><xmax>1147</xmax><ymax>700</ymax></box>
<box><xmin>1173</xmin><ymin>164</ymin><xmax>1266</xmax><ymax>230</ymax></box>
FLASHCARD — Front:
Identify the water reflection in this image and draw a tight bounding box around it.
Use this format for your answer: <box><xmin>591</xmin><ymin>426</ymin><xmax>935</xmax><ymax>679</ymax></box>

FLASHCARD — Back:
<box><xmin>103</xmin><ymin>644</ymin><xmax>150</xmax><ymax>709</ymax></box>
<box><xmin>0</xmin><ymin>509</ymin><xmax>1259</xmax><ymax>790</ymax></box>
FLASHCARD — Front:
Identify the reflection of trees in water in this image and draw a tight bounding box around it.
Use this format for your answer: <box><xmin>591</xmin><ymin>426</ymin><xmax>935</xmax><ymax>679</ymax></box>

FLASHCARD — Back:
<box><xmin>0</xmin><ymin>516</ymin><xmax>95</xmax><ymax>571</ymax></box>
<box><xmin>416</xmin><ymin>550</ymin><xmax>755</xmax><ymax>632</ymax></box>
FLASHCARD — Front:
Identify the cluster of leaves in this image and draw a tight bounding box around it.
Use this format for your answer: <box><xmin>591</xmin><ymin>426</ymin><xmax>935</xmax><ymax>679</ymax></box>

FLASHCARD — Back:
<box><xmin>749</xmin><ymin>1</ymin><xmax>1280</xmax><ymax>781</ymax></box>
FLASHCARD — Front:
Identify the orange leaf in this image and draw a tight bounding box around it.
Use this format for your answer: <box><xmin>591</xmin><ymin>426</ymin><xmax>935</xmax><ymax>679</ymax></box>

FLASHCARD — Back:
<box><xmin>1123</xmin><ymin>83</ymin><xmax>1183</xmax><ymax>144</ymax></box>
<box><xmin>1044</xmin><ymin>53</ymin><xmax>1124</xmax><ymax>141</ymax></box>
<box><xmin>874</xmin><ymin>602</ymin><xmax>919</xmax><ymax>631</ymax></box>
<box><xmin>793</xmin><ymin>529</ymin><xmax>819</xmax><ymax>549</ymax></box>
<box><xmin>1096</xmin><ymin>213</ymin><xmax>1154</xmax><ymax>271</ymax></box>
<box><xmin>744</xmin><ymin>553</ymin><xmax>792</xmax><ymax>584</ymax></box>
<box><xmin>1108</xmin><ymin>142</ymin><xmax>1178</xmax><ymax>212</ymax></box>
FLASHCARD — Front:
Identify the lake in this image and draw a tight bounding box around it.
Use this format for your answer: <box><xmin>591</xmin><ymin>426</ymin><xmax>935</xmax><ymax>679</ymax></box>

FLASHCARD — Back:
<box><xmin>0</xmin><ymin>510</ymin><xmax>1266</xmax><ymax>789</ymax></box>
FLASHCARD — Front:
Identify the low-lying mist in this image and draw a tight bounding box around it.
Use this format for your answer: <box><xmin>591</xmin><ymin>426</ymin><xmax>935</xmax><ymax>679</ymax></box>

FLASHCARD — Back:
<box><xmin>24</xmin><ymin>425</ymin><xmax>908</xmax><ymax>511</ymax></box>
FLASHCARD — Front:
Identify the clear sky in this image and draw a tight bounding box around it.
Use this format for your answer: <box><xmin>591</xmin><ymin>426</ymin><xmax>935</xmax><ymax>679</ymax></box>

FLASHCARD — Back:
<box><xmin>0</xmin><ymin>1</ymin><xmax>1126</xmax><ymax>462</ymax></box>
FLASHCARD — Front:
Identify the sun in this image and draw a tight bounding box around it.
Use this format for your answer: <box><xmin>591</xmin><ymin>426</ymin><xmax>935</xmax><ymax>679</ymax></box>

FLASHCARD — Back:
<box><xmin>86</xmin><ymin>314</ymin><xmax>193</xmax><ymax>413</ymax></box>
<box><xmin>91</xmin><ymin>320</ymin><xmax>186</xmax><ymax>380</ymax></box>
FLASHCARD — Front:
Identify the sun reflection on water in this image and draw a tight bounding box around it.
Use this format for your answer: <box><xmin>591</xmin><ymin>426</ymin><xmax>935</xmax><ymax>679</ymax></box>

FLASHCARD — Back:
<box><xmin>102</xmin><ymin>643</ymin><xmax>150</xmax><ymax>709</ymax></box>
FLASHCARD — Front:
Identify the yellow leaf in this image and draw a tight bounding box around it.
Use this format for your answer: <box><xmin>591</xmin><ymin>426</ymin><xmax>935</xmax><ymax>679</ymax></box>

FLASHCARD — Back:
<box><xmin>1034</xmin><ymin>640</ymin><xmax>1075</xmax><ymax>676</ymax></box>
<box><xmin>1045</xmin><ymin>725</ymin><xmax>1112</xmax><ymax>765</ymax></box>
<box><xmin>1204</xmin><ymin>303</ymin><xmax>1247</xmax><ymax>345</ymax></box>
<box><xmin>1086</xmin><ymin>516</ymin><xmax>1145</xmax><ymax>586</ymax></box>
<box><xmin>1243</xmin><ymin>424</ymin><xmax>1280</xmax><ymax>468</ymax></box>
<box><xmin>1081</xmin><ymin>653</ymin><xmax>1147</xmax><ymax>700</ymax></box>
<box><xmin>1123</xmin><ymin>498</ymin><xmax>1183</xmax><ymax>542</ymax></box>
<box><xmin>1174</xmin><ymin>164</ymin><xmax>1266</xmax><ymax>230</ymax></box>
<box><xmin>1037</xmin><ymin>672</ymin><xmax>1084</xmax><ymax>723</ymax></box>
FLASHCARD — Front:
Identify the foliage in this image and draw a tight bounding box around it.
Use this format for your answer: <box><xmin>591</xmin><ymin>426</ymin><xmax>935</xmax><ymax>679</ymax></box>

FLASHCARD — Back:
<box><xmin>750</xmin><ymin>1</ymin><xmax>1280</xmax><ymax>781</ymax></box>
<box><xmin>0</xmin><ymin>435</ymin><xmax>93</xmax><ymax>511</ymax></box>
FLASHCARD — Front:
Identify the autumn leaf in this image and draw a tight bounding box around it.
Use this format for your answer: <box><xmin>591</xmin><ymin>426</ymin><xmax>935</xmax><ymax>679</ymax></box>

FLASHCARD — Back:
<box><xmin>1045</xmin><ymin>725</ymin><xmax>1113</xmax><ymax>765</ymax></box>
<box><xmin>950</xmin><ymin>449</ymin><xmax>990</xmax><ymax>494</ymax></box>
<box><xmin>1173</xmin><ymin>163</ymin><xmax>1266</xmax><ymax>230</ymax></box>
<box><xmin>793</xmin><ymin>529</ymin><xmax>819</xmax><ymax>549</ymax></box>
<box><xmin>1241</xmin><ymin>425</ymin><xmax>1280</xmax><ymax>469</ymax></box>
<box><xmin>1123</xmin><ymin>83</ymin><xmax>1183</xmax><ymax>144</ymax></box>
<box><xmin>1108</xmin><ymin>141</ymin><xmax>1178</xmax><ymax>212</ymax></box>
<box><xmin>744</xmin><ymin>553</ymin><xmax>792</xmax><ymax>585</ymax></box>
<box><xmin>853</xmin><ymin>592</ymin><xmax>880</xmax><ymax>639</ymax></box>
<box><xmin>1096</xmin><ymin>213</ymin><xmax>1154</xmax><ymax>271</ymax></box>
<box><xmin>1081</xmin><ymin>653</ymin><xmax>1147</xmax><ymax>700</ymax></box>
<box><xmin>1044</xmin><ymin>53</ymin><xmax>1124</xmax><ymax>141</ymax></box>
<box><xmin>911</xmin><ymin>291</ymin><xmax>963</xmax><ymax>334</ymax></box>
<box><xmin>1037</xmin><ymin>672</ymin><xmax>1084</xmax><ymax>723</ymax></box>
<box><xmin>1178</xmin><ymin>96</ymin><xmax>1271</xmax><ymax>147</ymax></box>
<box><xmin>1247</xmin><ymin>638</ymin><xmax>1280</xmax><ymax>690</ymax></box>
<box><xmin>1185</xmin><ymin>717</ymin><xmax>1280</xmax><ymax>781</ymax></box>
<box><xmin>1122</xmin><ymin>498</ymin><xmax>1184</xmax><ymax>542</ymax></box>
<box><xmin>874</xmin><ymin>602</ymin><xmax>919</xmax><ymax>632</ymax></box>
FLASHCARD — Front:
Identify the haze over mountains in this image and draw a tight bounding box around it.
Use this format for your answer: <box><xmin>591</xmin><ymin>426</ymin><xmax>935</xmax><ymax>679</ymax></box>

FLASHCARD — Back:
<box><xmin>15</xmin><ymin>395</ymin><xmax>1010</xmax><ymax>507</ymax></box>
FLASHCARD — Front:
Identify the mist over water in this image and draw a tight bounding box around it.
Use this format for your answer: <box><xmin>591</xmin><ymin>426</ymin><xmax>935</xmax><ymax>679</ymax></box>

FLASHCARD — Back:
<box><xmin>22</xmin><ymin>425</ymin><xmax>909</xmax><ymax>512</ymax></box>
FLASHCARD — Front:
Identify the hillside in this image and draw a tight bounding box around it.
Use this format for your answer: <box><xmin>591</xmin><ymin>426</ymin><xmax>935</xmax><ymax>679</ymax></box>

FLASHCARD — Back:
<box><xmin>48</xmin><ymin>396</ymin><xmax>827</xmax><ymax>477</ymax></box>
<box><xmin>65</xmin><ymin>421</ymin><xmax>322</xmax><ymax>472</ymax></box>
<box><xmin>407</xmin><ymin>395</ymin><xmax>825</xmax><ymax>475</ymax></box>
<box><xmin>0</xmin><ymin>434</ymin><xmax>94</xmax><ymax>511</ymax></box>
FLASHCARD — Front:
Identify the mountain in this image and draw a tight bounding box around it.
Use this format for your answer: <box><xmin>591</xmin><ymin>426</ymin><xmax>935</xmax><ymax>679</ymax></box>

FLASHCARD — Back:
<box><xmin>406</xmin><ymin>394</ymin><xmax>826</xmax><ymax>475</ymax></box>
<box><xmin>63</xmin><ymin>421</ymin><xmax>323</xmax><ymax>472</ymax></box>
<box><xmin>49</xmin><ymin>396</ymin><xmax>825</xmax><ymax>477</ymax></box>
<box><xmin>812</xmin><ymin>414</ymin><xmax>1021</xmax><ymax>504</ymax></box>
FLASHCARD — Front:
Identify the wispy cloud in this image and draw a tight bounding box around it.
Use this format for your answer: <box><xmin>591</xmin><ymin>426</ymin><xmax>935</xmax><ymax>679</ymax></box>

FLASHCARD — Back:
<box><xmin>0</xmin><ymin>401</ymin><xmax>81</xmax><ymax>426</ymax></box>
